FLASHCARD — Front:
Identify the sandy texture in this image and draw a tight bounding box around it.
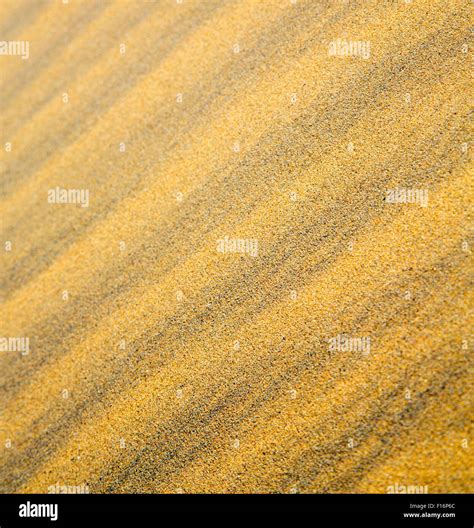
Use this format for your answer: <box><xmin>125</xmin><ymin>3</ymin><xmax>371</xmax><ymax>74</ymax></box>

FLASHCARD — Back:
<box><xmin>0</xmin><ymin>0</ymin><xmax>472</xmax><ymax>494</ymax></box>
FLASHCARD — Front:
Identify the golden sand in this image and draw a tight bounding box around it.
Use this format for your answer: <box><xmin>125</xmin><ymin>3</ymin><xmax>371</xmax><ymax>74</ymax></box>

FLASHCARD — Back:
<box><xmin>0</xmin><ymin>0</ymin><xmax>472</xmax><ymax>493</ymax></box>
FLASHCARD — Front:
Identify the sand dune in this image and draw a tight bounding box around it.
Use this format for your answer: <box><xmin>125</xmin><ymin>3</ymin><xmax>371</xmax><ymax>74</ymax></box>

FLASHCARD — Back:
<box><xmin>0</xmin><ymin>0</ymin><xmax>472</xmax><ymax>493</ymax></box>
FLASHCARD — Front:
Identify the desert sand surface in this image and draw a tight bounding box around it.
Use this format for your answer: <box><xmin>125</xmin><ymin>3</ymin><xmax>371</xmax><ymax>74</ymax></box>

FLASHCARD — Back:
<box><xmin>0</xmin><ymin>0</ymin><xmax>472</xmax><ymax>493</ymax></box>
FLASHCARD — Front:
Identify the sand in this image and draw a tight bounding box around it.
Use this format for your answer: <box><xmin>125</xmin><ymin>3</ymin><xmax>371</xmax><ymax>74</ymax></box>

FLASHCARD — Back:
<box><xmin>0</xmin><ymin>0</ymin><xmax>472</xmax><ymax>494</ymax></box>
